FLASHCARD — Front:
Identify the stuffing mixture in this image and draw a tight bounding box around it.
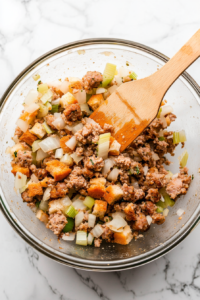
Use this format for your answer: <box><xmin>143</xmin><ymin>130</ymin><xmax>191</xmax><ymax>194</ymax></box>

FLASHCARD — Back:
<box><xmin>9</xmin><ymin>63</ymin><xmax>191</xmax><ymax>247</ymax></box>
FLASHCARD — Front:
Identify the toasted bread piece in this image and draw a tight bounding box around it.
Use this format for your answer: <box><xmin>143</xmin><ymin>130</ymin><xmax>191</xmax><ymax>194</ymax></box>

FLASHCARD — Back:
<box><xmin>88</xmin><ymin>184</ymin><xmax>106</xmax><ymax>199</ymax></box>
<box><xmin>20</xmin><ymin>111</ymin><xmax>38</xmax><ymax>124</ymax></box>
<box><xmin>48</xmin><ymin>197</ymin><xmax>72</xmax><ymax>214</ymax></box>
<box><xmin>40</xmin><ymin>177</ymin><xmax>50</xmax><ymax>188</ymax></box>
<box><xmin>87</xmin><ymin>94</ymin><xmax>104</xmax><ymax>111</ymax></box>
<box><xmin>109</xmin><ymin>136</ymin><xmax>115</xmax><ymax>146</ymax></box>
<box><xmin>36</xmin><ymin>210</ymin><xmax>49</xmax><ymax>225</ymax></box>
<box><xmin>93</xmin><ymin>200</ymin><xmax>107</xmax><ymax>218</ymax></box>
<box><xmin>90</xmin><ymin>177</ymin><xmax>106</xmax><ymax>186</ymax></box>
<box><xmin>68</xmin><ymin>81</ymin><xmax>83</xmax><ymax>93</ymax></box>
<box><xmin>19</xmin><ymin>130</ymin><xmax>37</xmax><ymax>146</ymax></box>
<box><xmin>109</xmin><ymin>140</ymin><xmax>121</xmax><ymax>156</ymax></box>
<box><xmin>27</xmin><ymin>183</ymin><xmax>43</xmax><ymax>197</ymax></box>
<box><xmin>11</xmin><ymin>164</ymin><xmax>30</xmax><ymax>177</ymax></box>
<box><xmin>60</xmin><ymin>92</ymin><xmax>78</xmax><ymax>108</ymax></box>
<box><xmin>114</xmin><ymin>225</ymin><xmax>133</xmax><ymax>245</ymax></box>
<box><xmin>104</xmin><ymin>185</ymin><xmax>123</xmax><ymax>205</ymax></box>
<box><xmin>10</xmin><ymin>143</ymin><xmax>28</xmax><ymax>157</ymax></box>
<box><xmin>60</xmin><ymin>136</ymin><xmax>73</xmax><ymax>154</ymax></box>
<box><xmin>30</xmin><ymin>123</ymin><xmax>46</xmax><ymax>139</ymax></box>
<box><xmin>46</xmin><ymin>160</ymin><xmax>71</xmax><ymax>181</ymax></box>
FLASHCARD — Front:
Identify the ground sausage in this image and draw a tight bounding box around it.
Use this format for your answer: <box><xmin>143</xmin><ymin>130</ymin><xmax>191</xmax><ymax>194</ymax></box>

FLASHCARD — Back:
<box><xmin>82</xmin><ymin>71</ymin><xmax>103</xmax><ymax>91</ymax></box>
<box><xmin>47</xmin><ymin>210</ymin><xmax>67</xmax><ymax>235</ymax></box>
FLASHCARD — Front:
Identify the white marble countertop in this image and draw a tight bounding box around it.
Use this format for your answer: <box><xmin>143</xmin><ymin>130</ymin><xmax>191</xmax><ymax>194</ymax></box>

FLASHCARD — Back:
<box><xmin>1</xmin><ymin>0</ymin><xmax>200</xmax><ymax>299</ymax></box>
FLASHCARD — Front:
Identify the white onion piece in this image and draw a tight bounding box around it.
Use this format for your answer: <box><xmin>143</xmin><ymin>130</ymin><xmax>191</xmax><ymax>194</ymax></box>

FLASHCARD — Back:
<box><xmin>60</xmin><ymin>81</ymin><xmax>70</xmax><ymax>94</ymax></box>
<box><xmin>98</xmin><ymin>141</ymin><xmax>109</xmax><ymax>160</ymax></box>
<box><xmin>66</xmin><ymin>136</ymin><xmax>77</xmax><ymax>150</ymax></box>
<box><xmin>62</xmin><ymin>232</ymin><xmax>75</xmax><ymax>241</ymax></box>
<box><xmin>172</xmin><ymin>173</ymin><xmax>179</xmax><ymax>179</ymax></box>
<box><xmin>75</xmin><ymin>90</ymin><xmax>86</xmax><ymax>104</ymax></box>
<box><xmin>158</xmin><ymin>129</ymin><xmax>164</xmax><ymax>137</ymax></box>
<box><xmin>15</xmin><ymin>172</ymin><xmax>27</xmax><ymax>190</ymax></box>
<box><xmin>61</xmin><ymin>153</ymin><xmax>73</xmax><ymax>166</ymax></box>
<box><xmin>73</xmin><ymin>199</ymin><xmax>87</xmax><ymax>211</ymax></box>
<box><xmin>24</xmin><ymin>90</ymin><xmax>38</xmax><ymax>105</ymax></box>
<box><xmin>167</xmin><ymin>134</ymin><xmax>173</xmax><ymax>139</ymax></box>
<box><xmin>109</xmin><ymin>140</ymin><xmax>121</xmax><ymax>154</ymax></box>
<box><xmin>31</xmin><ymin>174</ymin><xmax>39</xmax><ymax>183</ymax></box>
<box><xmin>91</xmin><ymin>224</ymin><xmax>104</xmax><ymax>238</ymax></box>
<box><xmin>130</xmin><ymin>178</ymin><xmax>139</xmax><ymax>189</ymax></box>
<box><xmin>39</xmin><ymin>200</ymin><xmax>48</xmax><ymax>212</ymax></box>
<box><xmin>52</xmin><ymin>117</ymin><xmax>65</xmax><ymax>130</ymax></box>
<box><xmin>87</xmin><ymin>233</ymin><xmax>94</xmax><ymax>245</ymax></box>
<box><xmin>107</xmin><ymin>168</ymin><xmax>120</xmax><ymax>182</ymax></box>
<box><xmin>16</xmin><ymin>119</ymin><xmax>29</xmax><ymax>132</ymax></box>
<box><xmin>80</xmin><ymin>103</ymin><xmax>91</xmax><ymax>115</ymax></box>
<box><xmin>152</xmin><ymin>152</ymin><xmax>160</xmax><ymax>161</ymax></box>
<box><xmin>118</xmin><ymin>67</ymin><xmax>130</xmax><ymax>77</ymax></box>
<box><xmin>96</xmin><ymin>87</ymin><xmax>107</xmax><ymax>94</ymax></box>
<box><xmin>54</xmin><ymin>112</ymin><xmax>61</xmax><ymax>119</ymax></box>
<box><xmin>43</xmin><ymin>187</ymin><xmax>51</xmax><ymax>201</ymax></box>
<box><xmin>75</xmin><ymin>211</ymin><xmax>84</xmax><ymax>227</ymax></box>
<box><xmin>160</xmin><ymin>116</ymin><xmax>167</xmax><ymax>128</ymax></box>
<box><xmin>106</xmin><ymin>216</ymin><xmax>127</xmax><ymax>232</ymax></box>
<box><xmin>71</xmin><ymin>123</ymin><xmax>83</xmax><ymax>134</ymax></box>
<box><xmin>177</xmin><ymin>208</ymin><xmax>184</xmax><ymax>217</ymax></box>
<box><xmin>13</xmin><ymin>135</ymin><xmax>19</xmax><ymax>144</ymax></box>
<box><xmin>143</xmin><ymin>165</ymin><xmax>149</xmax><ymax>176</ymax></box>
<box><xmin>70</xmin><ymin>153</ymin><xmax>84</xmax><ymax>165</ymax></box>
<box><xmin>163</xmin><ymin>208</ymin><xmax>169</xmax><ymax>217</ymax></box>
<box><xmin>107</xmin><ymin>85</ymin><xmax>118</xmax><ymax>94</ymax></box>
<box><xmin>39</xmin><ymin>136</ymin><xmax>60</xmax><ymax>153</ymax></box>
<box><xmin>51</xmin><ymin>98</ymin><xmax>60</xmax><ymax>106</ymax></box>
<box><xmin>102</xmin><ymin>158</ymin><xmax>115</xmax><ymax>176</ymax></box>
<box><xmin>114</xmin><ymin>75</ymin><xmax>123</xmax><ymax>86</ymax></box>
<box><xmin>160</xmin><ymin>105</ymin><xmax>173</xmax><ymax>117</ymax></box>
<box><xmin>112</xmin><ymin>212</ymin><xmax>126</xmax><ymax>219</ymax></box>
<box><xmin>146</xmin><ymin>215</ymin><xmax>152</xmax><ymax>225</ymax></box>
<box><xmin>36</xmin><ymin>149</ymin><xmax>49</xmax><ymax>161</ymax></box>
<box><xmin>160</xmin><ymin>194</ymin><xmax>165</xmax><ymax>202</ymax></box>
<box><xmin>48</xmin><ymin>80</ymin><xmax>61</xmax><ymax>89</ymax></box>
<box><xmin>24</xmin><ymin>103</ymin><xmax>39</xmax><ymax>113</ymax></box>
<box><xmin>55</xmin><ymin>148</ymin><xmax>63</xmax><ymax>159</ymax></box>
<box><xmin>88</xmin><ymin>214</ymin><xmax>96</xmax><ymax>228</ymax></box>
<box><xmin>85</xmin><ymin>117</ymin><xmax>98</xmax><ymax>126</ymax></box>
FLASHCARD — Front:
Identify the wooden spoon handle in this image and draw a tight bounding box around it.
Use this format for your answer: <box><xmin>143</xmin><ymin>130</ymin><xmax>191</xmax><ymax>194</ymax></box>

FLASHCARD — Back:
<box><xmin>152</xmin><ymin>29</ymin><xmax>200</xmax><ymax>96</ymax></box>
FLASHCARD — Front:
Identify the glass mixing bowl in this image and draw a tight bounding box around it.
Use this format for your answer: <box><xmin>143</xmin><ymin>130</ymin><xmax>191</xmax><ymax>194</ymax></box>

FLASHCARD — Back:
<box><xmin>0</xmin><ymin>39</ymin><xmax>200</xmax><ymax>271</ymax></box>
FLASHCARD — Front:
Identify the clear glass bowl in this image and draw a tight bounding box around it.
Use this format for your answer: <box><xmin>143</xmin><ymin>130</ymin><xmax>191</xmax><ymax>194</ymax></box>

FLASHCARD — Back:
<box><xmin>0</xmin><ymin>39</ymin><xmax>200</xmax><ymax>271</ymax></box>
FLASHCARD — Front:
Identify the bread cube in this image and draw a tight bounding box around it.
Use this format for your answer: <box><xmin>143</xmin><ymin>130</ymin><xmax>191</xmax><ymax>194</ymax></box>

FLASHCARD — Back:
<box><xmin>30</xmin><ymin>123</ymin><xmax>46</xmax><ymax>139</ymax></box>
<box><xmin>48</xmin><ymin>197</ymin><xmax>72</xmax><ymax>214</ymax></box>
<box><xmin>90</xmin><ymin>177</ymin><xmax>106</xmax><ymax>186</ymax></box>
<box><xmin>104</xmin><ymin>185</ymin><xmax>123</xmax><ymax>205</ymax></box>
<box><xmin>93</xmin><ymin>200</ymin><xmax>107</xmax><ymax>218</ymax></box>
<box><xmin>88</xmin><ymin>184</ymin><xmax>106</xmax><ymax>198</ymax></box>
<box><xmin>60</xmin><ymin>136</ymin><xmax>73</xmax><ymax>154</ymax></box>
<box><xmin>60</xmin><ymin>92</ymin><xmax>77</xmax><ymax>108</ymax></box>
<box><xmin>36</xmin><ymin>210</ymin><xmax>49</xmax><ymax>225</ymax></box>
<box><xmin>68</xmin><ymin>81</ymin><xmax>83</xmax><ymax>93</ymax></box>
<box><xmin>11</xmin><ymin>164</ymin><xmax>30</xmax><ymax>177</ymax></box>
<box><xmin>19</xmin><ymin>130</ymin><xmax>37</xmax><ymax>146</ymax></box>
<box><xmin>87</xmin><ymin>94</ymin><xmax>104</xmax><ymax>111</ymax></box>
<box><xmin>109</xmin><ymin>139</ymin><xmax>121</xmax><ymax>156</ymax></box>
<box><xmin>10</xmin><ymin>143</ymin><xmax>27</xmax><ymax>157</ymax></box>
<box><xmin>40</xmin><ymin>177</ymin><xmax>49</xmax><ymax>188</ymax></box>
<box><xmin>20</xmin><ymin>111</ymin><xmax>38</xmax><ymax>124</ymax></box>
<box><xmin>46</xmin><ymin>160</ymin><xmax>71</xmax><ymax>181</ymax></box>
<box><xmin>27</xmin><ymin>183</ymin><xmax>43</xmax><ymax>197</ymax></box>
<box><xmin>114</xmin><ymin>225</ymin><xmax>133</xmax><ymax>245</ymax></box>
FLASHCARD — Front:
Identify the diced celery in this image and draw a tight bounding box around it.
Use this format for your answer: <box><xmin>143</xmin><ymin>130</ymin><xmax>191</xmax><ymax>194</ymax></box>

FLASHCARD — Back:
<box><xmin>76</xmin><ymin>231</ymin><xmax>87</xmax><ymax>246</ymax></box>
<box><xmin>102</xmin><ymin>63</ymin><xmax>116</xmax><ymax>87</ymax></box>
<box><xmin>63</xmin><ymin>217</ymin><xmax>74</xmax><ymax>232</ymax></box>
<box><xmin>66</xmin><ymin>205</ymin><xmax>76</xmax><ymax>218</ymax></box>
<box><xmin>157</xmin><ymin>107</ymin><xmax>162</xmax><ymax>118</ymax></box>
<box><xmin>178</xmin><ymin>150</ymin><xmax>188</xmax><ymax>168</ymax></box>
<box><xmin>129</xmin><ymin>71</ymin><xmax>138</xmax><ymax>80</ymax></box>
<box><xmin>86</xmin><ymin>94</ymin><xmax>92</xmax><ymax>102</ymax></box>
<box><xmin>50</xmin><ymin>104</ymin><xmax>59</xmax><ymax>113</ymax></box>
<box><xmin>173</xmin><ymin>130</ymin><xmax>187</xmax><ymax>144</ymax></box>
<box><xmin>83</xmin><ymin>196</ymin><xmax>95</xmax><ymax>209</ymax></box>
<box><xmin>156</xmin><ymin>206</ymin><xmax>164</xmax><ymax>213</ymax></box>
<box><xmin>37</xmin><ymin>103</ymin><xmax>49</xmax><ymax>118</ymax></box>
<box><xmin>31</xmin><ymin>152</ymin><xmax>37</xmax><ymax>165</ymax></box>
<box><xmin>32</xmin><ymin>140</ymin><xmax>42</xmax><ymax>152</ymax></box>
<box><xmin>158</xmin><ymin>137</ymin><xmax>165</xmax><ymax>141</ymax></box>
<box><xmin>37</xmin><ymin>83</ymin><xmax>48</xmax><ymax>94</ymax></box>
<box><xmin>45</xmin><ymin>101</ymin><xmax>52</xmax><ymax>111</ymax></box>
<box><xmin>42</xmin><ymin>122</ymin><xmax>54</xmax><ymax>134</ymax></box>
<box><xmin>41</xmin><ymin>90</ymin><xmax>53</xmax><ymax>104</ymax></box>
<box><xmin>32</xmin><ymin>74</ymin><xmax>40</xmax><ymax>81</ymax></box>
<box><xmin>173</xmin><ymin>132</ymin><xmax>179</xmax><ymax>144</ymax></box>
<box><xmin>179</xmin><ymin>130</ymin><xmax>187</xmax><ymax>143</ymax></box>
<box><xmin>157</xmin><ymin>188</ymin><xmax>175</xmax><ymax>208</ymax></box>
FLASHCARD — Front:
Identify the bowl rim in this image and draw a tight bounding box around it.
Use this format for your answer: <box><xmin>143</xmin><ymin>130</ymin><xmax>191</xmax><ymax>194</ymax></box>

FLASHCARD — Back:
<box><xmin>1</xmin><ymin>38</ymin><xmax>200</xmax><ymax>271</ymax></box>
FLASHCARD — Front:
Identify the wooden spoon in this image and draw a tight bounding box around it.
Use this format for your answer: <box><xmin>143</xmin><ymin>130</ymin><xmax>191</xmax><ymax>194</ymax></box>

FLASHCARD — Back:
<box><xmin>90</xmin><ymin>29</ymin><xmax>200</xmax><ymax>152</ymax></box>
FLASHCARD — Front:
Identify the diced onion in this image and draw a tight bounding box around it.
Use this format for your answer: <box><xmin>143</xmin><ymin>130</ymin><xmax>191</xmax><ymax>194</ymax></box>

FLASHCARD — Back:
<box><xmin>55</xmin><ymin>148</ymin><xmax>63</xmax><ymax>159</ymax></box>
<box><xmin>114</xmin><ymin>75</ymin><xmax>123</xmax><ymax>86</ymax></box>
<box><xmin>61</xmin><ymin>153</ymin><xmax>74</xmax><ymax>166</ymax></box>
<box><xmin>98</xmin><ymin>141</ymin><xmax>110</xmax><ymax>160</ymax></box>
<box><xmin>143</xmin><ymin>165</ymin><xmax>149</xmax><ymax>175</ymax></box>
<box><xmin>32</xmin><ymin>74</ymin><xmax>40</xmax><ymax>81</ymax></box>
<box><xmin>66</xmin><ymin>136</ymin><xmax>77</xmax><ymax>150</ymax></box>
<box><xmin>80</xmin><ymin>103</ymin><xmax>91</xmax><ymax>115</ymax></box>
<box><xmin>107</xmin><ymin>85</ymin><xmax>118</xmax><ymax>94</ymax></box>
<box><xmin>87</xmin><ymin>233</ymin><xmax>94</xmax><ymax>245</ymax></box>
<box><xmin>36</xmin><ymin>149</ymin><xmax>49</xmax><ymax>161</ymax></box>
<box><xmin>69</xmin><ymin>123</ymin><xmax>83</xmax><ymax>134</ymax></box>
<box><xmin>24</xmin><ymin>103</ymin><xmax>39</xmax><ymax>113</ymax></box>
<box><xmin>76</xmin><ymin>231</ymin><xmax>87</xmax><ymax>246</ymax></box>
<box><xmin>163</xmin><ymin>208</ymin><xmax>169</xmax><ymax>217</ymax></box>
<box><xmin>96</xmin><ymin>87</ymin><xmax>107</xmax><ymax>94</ymax></box>
<box><xmin>88</xmin><ymin>214</ymin><xmax>96</xmax><ymax>228</ymax></box>
<box><xmin>112</xmin><ymin>212</ymin><xmax>126</xmax><ymax>219</ymax></box>
<box><xmin>160</xmin><ymin>194</ymin><xmax>165</xmax><ymax>202</ymax></box>
<box><xmin>54</xmin><ymin>112</ymin><xmax>61</xmax><ymax>119</ymax></box>
<box><xmin>15</xmin><ymin>172</ymin><xmax>27</xmax><ymax>190</ymax></box>
<box><xmin>52</xmin><ymin>117</ymin><xmax>65</xmax><ymax>130</ymax></box>
<box><xmin>32</xmin><ymin>140</ymin><xmax>41</xmax><ymax>152</ymax></box>
<box><xmin>152</xmin><ymin>152</ymin><xmax>160</xmax><ymax>161</ymax></box>
<box><xmin>106</xmin><ymin>216</ymin><xmax>127</xmax><ymax>232</ymax></box>
<box><xmin>172</xmin><ymin>173</ymin><xmax>179</xmax><ymax>179</ymax></box>
<box><xmin>62</xmin><ymin>232</ymin><xmax>75</xmax><ymax>241</ymax></box>
<box><xmin>177</xmin><ymin>208</ymin><xmax>184</xmax><ymax>217</ymax></box>
<box><xmin>75</xmin><ymin>211</ymin><xmax>84</xmax><ymax>227</ymax></box>
<box><xmin>73</xmin><ymin>198</ymin><xmax>87</xmax><ymax>211</ymax></box>
<box><xmin>74</xmin><ymin>90</ymin><xmax>86</xmax><ymax>104</ymax></box>
<box><xmin>51</xmin><ymin>98</ymin><xmax>60</xmax><ymax>106</ymax></box>
<box><xmin>146</xmin><ymin>215</ymin><xmax>152</xmax><ymax>225</ymax></box>
<box><xmin>39</xmin><ymin>200</ymin><xmax>48</xmax><ymax>212</ymax></box>
<box><xmin>107</xmin><ymin>168</ymin><xmax>120</xmax><ymax>182</ymax></box>
<box><xmin>102</xmin><ymin>158</ymin><xmax>116</xmax><ymax>176</ymax></box>
<box><xmin>109</xmin><ymin>140</ymin><xmax>121</xmax><ymax>154</ymax></box>
<box><xmin>160</xmin><ymin>105</ymin><xmax>173</xmax><ymax>117</ymax></box>
<box><xmin>118</xmin><ymin>67</ymin><xmax>130</xmax><ymax>77</ymax></box>
<box><xmin>130</xmin><ymin>178</ymin><xmax>139</xmax><ymax>189</ymax></box>
<box><xmin>30</xmin><ymin>174</ymin><xmax>39</xmax><ymax>183</ymax></box>
<box><xmin>43</xmin><ymin>187</ymin><xmax>51</xmax><ymax>201</ymax></box>
<box><xmin>39</xmin><ymin>136</ymin><xmax>60</xmax><ymax>152</ymax></box>
<box><xmin>24</xmin><ymin>90</ymin><xmax>38</xmax><ymax>105</ymax></box>
<box><xmin>85</xmin><ymin>118</ymin><xmax>98</xmax><ymax>126</ymax></box>
<box><xmin>70</xmin><ymin>153</ymin><xmax>83</xmax><ymax>165</ymax></box>
<box><xmin>60</xmin><ymin>81</ymin><xmax>70</xmax><ymax>94</ymax></box>
<box><xmin>160</xmin><ymin>116</ymin><xmax>167</xmax><ymax>128</ymax></box>
<box><xmin>16</xmin><ymin>119</ymin><xmax>29</xmax><ymax>132</ymax></box>
<box><xmin>91</xmin><ymin>224</ymin><xmax>104</xmax><ymax>238</ymax></box>
<box><xmin>48</xmin><ymin>80</ymin><xmax>61</xmax><ymax>89</ymax></box>
<box><xmin>158</xmin><ymin>129</ymin><xmax>164</xmax><ymax>137</ymax></box>
<box><xmin>41</xmin><ymin>90</ymin><xmax>53</xmax><ymax>104</ymax></box>
<box><xmin>12</xmin><ymin>135</ymin><xmax>19</xmax><ymax>144</ymax></box>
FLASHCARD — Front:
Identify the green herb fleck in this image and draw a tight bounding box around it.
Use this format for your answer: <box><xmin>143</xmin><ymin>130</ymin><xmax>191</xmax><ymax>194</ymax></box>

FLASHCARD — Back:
<box><xmin>192</xmin><ymin>174</ymin><xmax>194</xmax><ymax>180</ymax></box>
<box><xmin>35</xmin><ymin>201</ymin><xmax>40</xmax><ymax>208</ymax></box>
<box><xmin>90</xmin><ymin>159</ymin><xmax>94</xmax><ymax>166</ymax></box>
<box><xmin>135</xmin><ymin>166</ymin><xmax>140</xmax><ymax>175</ymax></box>
<box><xmin>126</xmin><ymin>61</ymin><xmax>129</xmax><ymax>66</ymax></box>
<box><xmin>158</xmin><ymin>137</ymin><xmax>165</xmax><ymax>141</ymax></box>
<box><xmin>38</xmin><ymin>80</ymin><xmax>41</xmax><ymax>85</ymax></box>
<box><xmin>14</xmin><ymin>151</ymin><xmax>17</xmax><ymax>157</ymax></box>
